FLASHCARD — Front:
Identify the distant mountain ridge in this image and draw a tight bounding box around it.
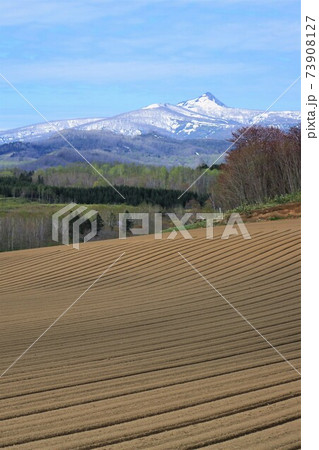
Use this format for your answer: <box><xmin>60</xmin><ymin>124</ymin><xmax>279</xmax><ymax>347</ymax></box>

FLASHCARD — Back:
<box><xmin>0</xmin><ymin>92</ymin><xmax>300</xmax><ymax>143</ymax></box>
<box><xmin>0</xmin><ymin>129</ymin><xmax>229</xmax><ymax>169</ymax></box>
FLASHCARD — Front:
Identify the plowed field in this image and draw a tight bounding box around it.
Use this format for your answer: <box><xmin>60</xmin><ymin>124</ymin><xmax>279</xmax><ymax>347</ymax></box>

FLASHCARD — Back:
<box><xmin>0</xmin><ymin>219</ymin><xmax>301</xmax><ymax>449</ymax></box>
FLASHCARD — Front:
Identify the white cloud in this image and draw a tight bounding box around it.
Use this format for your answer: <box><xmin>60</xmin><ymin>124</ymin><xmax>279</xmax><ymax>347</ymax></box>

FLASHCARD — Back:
<box><xmin>0</xmin><ymin>1</ymin><xmax>138</xmax><ymax>26</ymax></box>
<box><xmin>2</xmin><ymin>59</ymin><xmax>266</xmax><ymax>84</ymax></box>
<box><xmin>0</xmin><ymin>0</ymin><xmax>298</xmax><ymax>26</ymax></box>
<box><xmin>101</xmin><ymin>19</ymin><xmax>300</xmax><ymax>54</ymax></box>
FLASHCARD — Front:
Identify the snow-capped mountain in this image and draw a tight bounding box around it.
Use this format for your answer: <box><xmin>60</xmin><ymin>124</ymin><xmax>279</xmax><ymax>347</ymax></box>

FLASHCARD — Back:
<box><xmin>0</xmin><ymin>93</ymin><xmax>300</xmax><ymax>143</ymax></box>
<box><xmin>0</xmin><ymin>118</ymin><xmax>104</xmax><ymax>143</ymax></box>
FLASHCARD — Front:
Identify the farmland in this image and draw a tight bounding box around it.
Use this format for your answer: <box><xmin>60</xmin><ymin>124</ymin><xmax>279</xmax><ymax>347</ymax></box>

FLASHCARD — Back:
<box><xmin>0</xmin><ymin>219</ymin><xmax>300</xmax><ymax>448</ymax></box>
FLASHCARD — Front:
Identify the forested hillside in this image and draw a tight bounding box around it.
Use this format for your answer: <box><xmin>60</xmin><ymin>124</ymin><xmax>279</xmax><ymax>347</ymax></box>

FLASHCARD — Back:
<box><xmin>0</xmin><ymin>130</ymin><xmax>227</xmax><ymax>169</ymax></box>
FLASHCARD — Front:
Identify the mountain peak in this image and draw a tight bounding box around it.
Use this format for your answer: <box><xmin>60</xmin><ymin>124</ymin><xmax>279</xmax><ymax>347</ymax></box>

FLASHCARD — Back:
<box><xmin>177</xmin><ymin>92</ymin><xmax>226</xmax><ymax>116</ymax></box>
<box><xmin>200</xmin><ymin>92</ymin><xmax>225</xmax><ymax>106</ymax></box>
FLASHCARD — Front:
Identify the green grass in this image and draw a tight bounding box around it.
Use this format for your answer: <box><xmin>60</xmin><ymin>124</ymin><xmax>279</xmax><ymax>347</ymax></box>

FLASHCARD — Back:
<box><xmin>0</xmin><ymin>197</ymin><xmax>158</xmax><ymax>218</ymax></box>
<box><xmin>231</xmin><ymin>192</ymin><xmax>301</xmax><ymax>215</ymax></box>
<box><xmin>269</xmin><ymin>216</ymin><xmax>281</xmax><ymax>221</ymax></box>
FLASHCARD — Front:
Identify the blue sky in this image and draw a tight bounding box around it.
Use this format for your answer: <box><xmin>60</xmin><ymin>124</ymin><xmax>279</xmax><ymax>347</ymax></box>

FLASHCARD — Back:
<box><xmin>0</xmin><ymin>0</ymin><xmax>300</xmax><ymax>130</ymax></box>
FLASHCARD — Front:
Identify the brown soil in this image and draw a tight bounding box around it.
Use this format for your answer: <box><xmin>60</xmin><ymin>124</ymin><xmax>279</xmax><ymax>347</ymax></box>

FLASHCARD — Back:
<box><xmin>0</xmin><ymin>219</ymin><xmax>301</xmax><ymax>448</ymax></box>
<box><xmin>241</xmin><ymin>202</ymin><xmax>301</xmax><ymax>222</ymax></box>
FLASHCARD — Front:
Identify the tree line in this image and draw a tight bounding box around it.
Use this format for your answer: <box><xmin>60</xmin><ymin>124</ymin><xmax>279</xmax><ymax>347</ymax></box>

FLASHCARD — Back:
<box><xmin>213</xmin><ymin>126</ymin><xmax>301</xmax><ymax>208</ymax></box>
<box><xmin>0</xmin><ymin>176</ymin><xmax>208</xmax><ymax>208</ymax></box>
<box><xmin>29</xmin><ymin>163</ymin><xmax>219</xmax><ymax>196</ymax></box>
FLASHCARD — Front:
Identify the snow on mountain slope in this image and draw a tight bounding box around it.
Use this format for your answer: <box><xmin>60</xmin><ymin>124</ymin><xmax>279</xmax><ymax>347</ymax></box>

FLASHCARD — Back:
<box><xmin>178</xmin><ymin>92</ymin><xmax>227</xmax><ymax>115</ymax></box>
<box><xmin>73</xmin><ymin>93</ymin><xmax>300</xmax><ymax>139</ymax></box>
<box><xmin>0</xmin><ymin>93</ymin><xmax>300</xmax><ymax>143</ymax></box>
<box><xmin>0</xmin><ymin>118</ymin><xmax>103</xmax><ymax>143</ymax></box>
<box><xmin>178</xmin><ymin>92</ymin><xmax>300</xmax><ymax>126</ymax></box>
<box><xmin>78</xmin><ymin>102</ymin><xmax>230</xmax><ymax>138</ymax></box>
